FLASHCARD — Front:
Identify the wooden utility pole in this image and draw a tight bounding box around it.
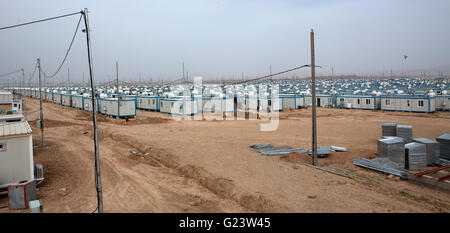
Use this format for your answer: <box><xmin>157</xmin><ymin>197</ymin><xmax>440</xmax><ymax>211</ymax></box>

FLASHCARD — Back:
<box><xmin>310</xmin><ymin>29</ymin><xmax>317</xmax><ymax>166</ymax></box>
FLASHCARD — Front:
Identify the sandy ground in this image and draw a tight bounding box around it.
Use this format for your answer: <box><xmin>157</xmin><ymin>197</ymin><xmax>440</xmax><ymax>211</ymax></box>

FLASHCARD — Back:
<box><xmin>1</xmin><ymin>97</ymin><xmax>449</xmax><ymax>213</ymax></box>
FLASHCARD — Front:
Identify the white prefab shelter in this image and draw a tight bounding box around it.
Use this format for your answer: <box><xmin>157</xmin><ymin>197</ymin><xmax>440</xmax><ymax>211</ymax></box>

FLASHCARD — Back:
<box><xmin>258</xmin><ymin>97</ymin><xmax>282</xmax><ymax>112</ymax></box>
<box><xmin>380</xmin><ymin>95</ymin><xmax>436</xmax><ymax>113</ymax></box>
<box><xmin>45</xmin><ymin>92</ymin><xmax>53</xmax><ymax>102</ymax></box>
<box><xmin>82</xmin><ymin>96</ymin><xmax>97</xmax><ymax>112</ymax></box>
<box><xmin>72</xmin><ymin>95</ymin><xmax>84</xmax><ymax>109</ymax></box>
<box><xmin>199</xmin><ymin>97</ymin><xmax>235</xmax><ymax>113</ymax></box>
<box><xmin>137</xmin><ymin>96</ymin><xmax>160</xmax><ymax>111</ymax></box>
<box><xmin>279</xmin><ymin>94</ymin><xmax>305</xmax><ymax>109</ymax></box>
<box><xmin>0</xmin><ymin>91</ymin><xmax>13</xmax><ymax>104</ymax></box>
<box><xmin>0</xmin><ymin>121</ymin><xmax>34</xmax><ymax>189</ymax></box>
<box><xmin>304</xmin><ymin>95</ymin><xmax>332</xmax><ymax>107</ymax></box>
<box><xmin>98</xmin><ymin>98</ymin><xmax>136</xmax><ymax>118</ymax></box>
<box><xmin>53</xmin><ymin>93</ymin><xmax>62</xmax><ymax>105</ymax></box>
<box><xmin>61</xmin><ymin>94</ymin><xmax>72</xmax><ymax>107</ymax></box>
<box><xmin>159</xmin><ymin>97</ymin><xmax>198</xmax><ymax>115</ymax></box>
<box><xmin>435</xmin><ymin>95</ymin><xmax>450</xmax><ymax>110</ymax></box>
<box><xmin>334</xmin><ymin>95</ymin><xmax>380</xmax><ymax>110</ymax></box>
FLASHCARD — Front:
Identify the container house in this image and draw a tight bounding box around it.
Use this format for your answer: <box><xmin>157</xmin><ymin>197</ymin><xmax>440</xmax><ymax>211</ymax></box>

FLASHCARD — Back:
<box><xmin>380</xmin><ymin>95</ymin><xmax>436</xmax><ymax>113</ymax></box>
<box><xmin>159</xmin><ymin>97</ymin><xmax>198</xmax><ymax>115</ymax></box>
<box><xmin>137</xmin><ymin>96</ymin><xmax>160</xmax><ymax>111</ymax></box>
<box><xmin>334</xmin><ymin>95</ymin><xmax>380</xmax><ymax>110</ymax></box>
<box><xmin>98</xmin><ymin>98</ymin><xmax>136</xmax><ymax>118</ymax></box>
<box><xmin>0</xmin><ymin>121</ymin><xmax>34</xmax><ymax>192</ymax></box>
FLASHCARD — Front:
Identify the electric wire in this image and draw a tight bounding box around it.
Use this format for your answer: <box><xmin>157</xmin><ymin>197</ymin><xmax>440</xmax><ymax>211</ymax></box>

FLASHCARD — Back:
<box><xmin>44</xmin><ymin>14</ymin><xmax>83</xmax><ymax>79</ymax></box>
<box><xmin>231</xmin><ymin>64</ymin><xmax>322</xmax><ymax>85</ymax></box>
<box><xmin>0</xmin><ymin>11</ymin><xmax>82</xmax><ymax>31</ymax></box>
<box><xmin>0</xmin><ymin>69</ymin><xmax>21</xmax><ymax>77</ymax></box>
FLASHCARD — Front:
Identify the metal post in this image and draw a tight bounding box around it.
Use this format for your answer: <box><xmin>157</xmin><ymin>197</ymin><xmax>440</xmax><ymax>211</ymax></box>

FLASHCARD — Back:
<box><xmin>310</xmin><ymin>29</ymin><xmax>317</xmax><ymax>166</ymax></box>
<box><xmin>116</xmin><ymin>61</ymin><xmax>120</xmax><ymax>118</ymax></box>
<box><xmin>82</xmin><ymin>8</ymin><xmax>103</xmax><ymax>213</ymax></box>
<box><xmin>21</xmin><ymin>69</ymin><xmax>26</xmax><ymax>118</ymax></box>
<box><xmin>37</xmin><ymin>58</ymin><xmax>44</xmax><ymax>147</ymax></box>
<box><xmin>182</xmin><ymin>62</ymin><xmax>185</xmax><ymax>81</ymax></box>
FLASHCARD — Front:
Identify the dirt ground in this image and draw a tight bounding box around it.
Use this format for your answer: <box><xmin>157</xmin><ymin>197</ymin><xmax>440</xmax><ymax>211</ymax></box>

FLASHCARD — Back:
<box><xmin>1</xmin><ymin>97</ymin><xmax>449</xmax><ymax>213</ymax></box>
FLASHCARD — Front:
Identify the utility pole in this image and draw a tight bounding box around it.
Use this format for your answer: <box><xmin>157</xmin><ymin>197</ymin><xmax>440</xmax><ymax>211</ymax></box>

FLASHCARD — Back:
<box><xmin>37</xmin><ymin>58</ymin><xmax>44</xmax><ymax>147</ymax></box>
<box><xmin>21</xmin><ymin>69</ymin><xmax>26</xmax><ymax>119</ymax></box>
<box><xmin>269</xmin><ymin>65</ymin><xmax>272</xmax><ymax>82</ymax></box>
<box><xmin>310</xmin><ymin>29</ymin><xmax>317</xmax><ymax>166</ymax></box>
<box><xmin>116</xmin><ymin>61</ymin><xmax>120</xmax><ymax>118</ymax></box>
<box><xmin>67</xmin><ymin>68</ymin><xmax>70</xmax><ymax>88</ymax></box>
<box><xmin>182</xmin><ymin>62</ymin><xmax>185</xmax><ymax>81</ymax></box>
<box><xmin>82</xmin><ymin>8</ymin><xmax>103</xmax><ymax>213</ymax></box>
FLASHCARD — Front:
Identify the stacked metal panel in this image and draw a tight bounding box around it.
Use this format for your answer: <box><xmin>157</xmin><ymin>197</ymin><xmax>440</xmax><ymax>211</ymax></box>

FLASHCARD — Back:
<box><xmin>405</xmin><ymin>142</ymin><xmax>427</xmax><ymax>170</ymax></box>
<box><xmin>436</xmin><ymin>133</ymin><xmax>450</xmax><ymax>160</ymax></box>
<box><xmin>412</xmin><ymin>138</ymin><xmax>440</xmax><ymax>165</ymax></box>
<box><xmin>382</xmin><ymin>123</ymin><xmax>397</xmax><ymax>137</ymax></box>
<box><xmin>396</xmin><ymin>125</ymin><xmax>413</xmax><ymax>143</ymax></box>
<box><xmin>377</xmin><ymin>137</ymin><xmax>405</xmax><ymax>165</ymax></box>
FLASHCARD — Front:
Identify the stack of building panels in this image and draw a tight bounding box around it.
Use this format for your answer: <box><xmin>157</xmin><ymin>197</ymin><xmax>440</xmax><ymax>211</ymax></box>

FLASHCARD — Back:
<box><xmin>412</xmin><ymin>138</ymin><xmax>440</xmax><ymax>165</ymax></box>
<box><xmin>396</xmin><ymin>125</ymin><xmax>413</xmax><ymax>143</ymax></box>
<box><xmin>382</xmin><ymin>123</ymin><xmax>397</xmax><ymax>137</ymax></box>
<box><xmin>436</xmin><ymin>133</ymin><xmax>450</xmax><ymax>160</ymax></box>
<box><xmin>377</xmin><ymin>137</ymin><xmax>405</xmax><ymax>165</ymax></box>
<box><xmin>405</xmin><ymin>142</ymin><xmax>427</xmax><ymax>170</ymax></box>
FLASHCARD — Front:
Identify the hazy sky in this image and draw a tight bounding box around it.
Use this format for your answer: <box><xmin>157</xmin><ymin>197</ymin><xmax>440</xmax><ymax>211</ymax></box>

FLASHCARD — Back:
<box><xmin>1</xmin><ymin>0</ymin><xmax>450</xmax><ymax>84</ymax></box>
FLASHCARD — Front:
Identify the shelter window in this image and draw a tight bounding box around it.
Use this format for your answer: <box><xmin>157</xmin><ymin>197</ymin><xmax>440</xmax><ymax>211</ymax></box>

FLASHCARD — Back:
<box><xmin>366</xmin><ymin>99</ymin><xmax>371</xmax><ymax>105</ymax></box>
<box><xmin>357</xmin><ymin>99</ymin><xmax>360</xmax><ymax>105</ymax></box>
<box><xmin>407</xmin><ymin>100</ymin><xmax>410</xmax><ymax>107</ymax></box>
<box><xmin>385</xmin><ymin>99</ymin><xmax>391</xmax><ymax>105</ymax></box>
<box><xmin>418</xmin><ymin>100</ymin><xmax>424</xmax><ymax>107</ymax></box>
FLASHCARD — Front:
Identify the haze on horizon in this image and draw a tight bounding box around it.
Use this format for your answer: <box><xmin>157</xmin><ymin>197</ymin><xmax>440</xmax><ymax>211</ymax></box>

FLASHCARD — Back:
<box><xmin>1</xmin><ymin>0</ymin><xmax>449</xmax><ymax>85</ymax></box>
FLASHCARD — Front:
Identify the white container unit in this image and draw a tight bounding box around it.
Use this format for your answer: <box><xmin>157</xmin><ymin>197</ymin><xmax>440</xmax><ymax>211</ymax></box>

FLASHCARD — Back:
<box><xmin>53</xmin><ymin>93</ymin><xmax>61</xmax><ymax>105</ymax></box>
<box><xmin>82</xmin><ymin>96</ymin><xmax>97</xmax><ymax>112</ymax></box>
<box><xmin>435</xmin><ymin>95</ymin><xmax>450</xmax><ymax>110</ymax></box>
<box><xmin>258</xmin><ymin>97</ymin><xmax>282</xmax><ymax>112</ymax></box>
<box><xmin>159</xmin><ymin>97</ymin><xmax>198</xmax><ymax>115</ymax></box>
<box><xmin>98</xmin><ymin>98</ymin><xmax>136</xmax><ymax>118</ymax></box>
<box><xmin>335</xmin><ymin>95</ymin><xmax>380</xmax><ymax>110</ymax></box>
<box><xmin>0</xmin><ymin>121</ymin><xmax>34</xmax><ymax>190</ymax></box>
<box><xmin>45</xmin><ymin>92</ymin><xmax>53</xmax><ymax>102</ymax></box>
<box><xmin>137</xmin><ymin>96</ymin><xmax>160</xmax><ymax>111</ymax></box>
<box><xmin>61</xmin><ymin>94</ymin><xmax>72</xmax><ymax>107</ymax></box>
<box><xmin>380</xmin><ymin>95</ymin><xmax>436</xmax><ymax>113</ymax></box>
<box><xmin>72</xmin><ymin>95</ymin><xmax>84</xmax><ymax>109</ymax></box>
<box><xmin>198</xmin><ymin>97</ymin><xmax>234</xmax><ymax>113</ymax></box>
<box><xmin>304</xmin><ymin>95</ymin><xmax>332</xmax><ymax>107</ymax></box>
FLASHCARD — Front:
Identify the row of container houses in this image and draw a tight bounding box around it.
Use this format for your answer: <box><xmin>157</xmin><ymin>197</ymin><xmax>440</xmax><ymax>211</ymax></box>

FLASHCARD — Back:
<box><xmin>12</xmin><ymin>88</ymin><xmax>450</xmax><ymax>114</ymax></box>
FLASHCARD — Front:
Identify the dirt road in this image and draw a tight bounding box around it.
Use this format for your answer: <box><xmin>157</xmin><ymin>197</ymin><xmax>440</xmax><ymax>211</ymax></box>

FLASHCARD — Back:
<box><xmin>1</xmin><ymin>97</ymin><xmax>449</xmax><ymax>212</ymax></box>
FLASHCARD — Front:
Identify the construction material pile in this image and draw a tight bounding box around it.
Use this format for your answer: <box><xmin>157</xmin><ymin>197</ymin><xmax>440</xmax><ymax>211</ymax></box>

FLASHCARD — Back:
<box><xmin>377</xmin><ymin>137</ymin><xmax>405</xmax><ymax>164</ymax></box>
<box><xmin>412</xmin><ymin>138</ymin><xmax>440</xmax><ymax>165</ymax></box>
<box><xmin>353</xmin><ymin>157</ymin><xmax>408</xmax><ymax>179</ymax></box>
<box><xmin>381</xmin><ymin>123</ymin><xmax>397</xmax><ymax>137</ymax></box>
<box><xmin>405</xmin><ymin>142</ymin><xmax>427</xmax><ymax>170</ymax></box>
<box><xmin>396</xmin><ymin>125</ymin><xmax>413</xmax><ymax>143</ymax></box>
<box><xmin>436</xmin><ymin>133</ymin><xmax>450</xmax><ymax>160</ymax></box>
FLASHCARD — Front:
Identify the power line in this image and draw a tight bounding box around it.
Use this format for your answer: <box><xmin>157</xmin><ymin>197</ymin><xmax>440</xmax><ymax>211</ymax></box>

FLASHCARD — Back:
<box><xmin>44</xmin><ymin>14</ymin><xmax>83</xmax><ymax>79</ymax></box>
<box><xmin>231</xmin><ymin>64</ymin><xmax>321</xmax><ymax>85</ymax></box>
<box><xmin>0</xmin><ymin>69</ymin><xmax>22</xmax><ymax>77</ymax></box>
<box><xmin>0</xmin><ymin>11</ymin><xmax>81</xmax><ymax>31</ymax></box>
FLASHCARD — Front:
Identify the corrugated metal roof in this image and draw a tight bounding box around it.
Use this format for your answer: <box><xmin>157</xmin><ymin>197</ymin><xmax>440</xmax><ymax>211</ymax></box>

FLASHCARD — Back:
<box><xmin>0</xmin><ymin>121</ymin><xmax>32</xmax><ymax>137</ymax></box>
<box><xmin>0</xmin><ymin>114</ymin><xmax>24</xmax><ymax>120</ymax></box>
